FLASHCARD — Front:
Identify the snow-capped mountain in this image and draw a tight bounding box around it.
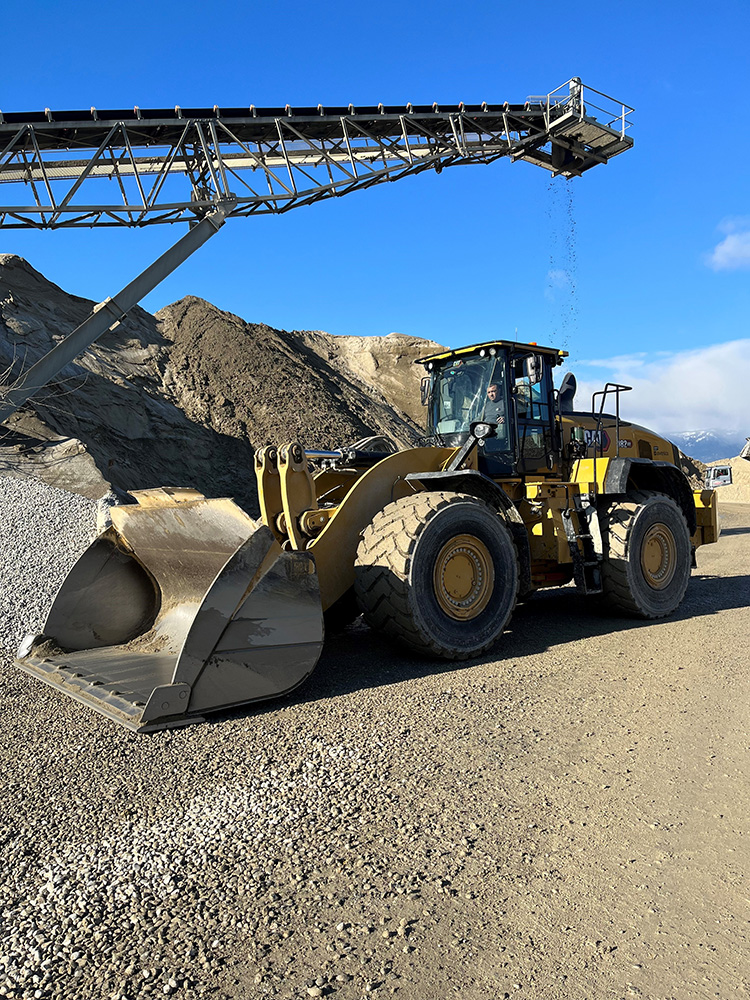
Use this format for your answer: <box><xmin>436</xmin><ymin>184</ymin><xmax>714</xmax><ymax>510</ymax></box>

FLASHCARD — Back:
<box><xmin>668</xmin><ymin>429</ymin><xmax>749</xmax><ymax>463</ymax></box>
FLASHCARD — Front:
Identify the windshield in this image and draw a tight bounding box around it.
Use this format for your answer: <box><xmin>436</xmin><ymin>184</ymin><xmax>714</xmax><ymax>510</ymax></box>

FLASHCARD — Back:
<box><xmin>428</xmin><ymin>355</ymin><xmax>507</xmax><ymax>437</ymax></box>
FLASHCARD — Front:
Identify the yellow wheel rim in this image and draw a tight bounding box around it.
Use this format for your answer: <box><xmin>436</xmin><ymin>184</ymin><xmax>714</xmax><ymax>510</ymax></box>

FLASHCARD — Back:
<box><xmin>640</xmin><ymin>522</ymin><xmax>677</xmax><ymax>590</ymax></box>
<box><xmin>433</xmin><ymin>534</ymin><xmax>494</xmax><ymax>620</ymax></box>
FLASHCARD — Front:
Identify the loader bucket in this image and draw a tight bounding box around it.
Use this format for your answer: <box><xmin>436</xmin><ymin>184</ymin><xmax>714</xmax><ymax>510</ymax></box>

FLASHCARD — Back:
<box><xmin>15</xmin><ymin>490</ymin><xmax>324</xmax><ymax>732</ymax></box>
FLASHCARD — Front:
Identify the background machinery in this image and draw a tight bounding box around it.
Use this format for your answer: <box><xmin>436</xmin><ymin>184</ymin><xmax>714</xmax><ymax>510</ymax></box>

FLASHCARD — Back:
<box><xmin>705</xmin><ymin>465</ymin><xmax>733</xmax><ymax>489</ymax></box>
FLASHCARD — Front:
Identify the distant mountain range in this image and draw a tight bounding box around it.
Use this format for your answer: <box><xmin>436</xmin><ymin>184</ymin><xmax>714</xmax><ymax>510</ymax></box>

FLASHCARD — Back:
<box><xmin>668</xmin><ymin>429</ymin><xmax>749</xmax><ymax>463</ymax></box>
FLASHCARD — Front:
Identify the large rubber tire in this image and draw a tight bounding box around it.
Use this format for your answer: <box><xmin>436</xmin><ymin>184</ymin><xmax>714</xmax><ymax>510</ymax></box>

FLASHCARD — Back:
<box><xmin>354</xmin><ymin>491</ymin><xmax>518</xmax><ymax>660</ymax></box>
<box><xmin>601</xmin><ymin>490</ymin><xmax>692</xmax><ymax>619</ymax></box>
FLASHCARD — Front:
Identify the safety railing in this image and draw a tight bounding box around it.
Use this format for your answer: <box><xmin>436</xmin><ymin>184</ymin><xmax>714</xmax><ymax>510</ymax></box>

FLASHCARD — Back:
<box><xmin>528</xmin><ymin>78</ymin><xmax>634</xmax><ymax>139</ymax></box>
<box><xmin>592</xmin><ymin>383</ymin><xmax>633</xmax><ymax>455</ymax></box>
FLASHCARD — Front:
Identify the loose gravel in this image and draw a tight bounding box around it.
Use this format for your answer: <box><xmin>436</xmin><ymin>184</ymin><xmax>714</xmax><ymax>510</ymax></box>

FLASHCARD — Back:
<box><xmin>0</xmin><ymin>477</ymin><xmax>101</xmax><ymax>653</ymax></box>
<box><xmin>0</xmin><ymin>474</ymin><xmax>518</xmax><ymax>1000</ymax></box>
<box><xmin>1</xmin><ymin>477</ymin><xmax>748</xmax><ymax>1000</ymax></box>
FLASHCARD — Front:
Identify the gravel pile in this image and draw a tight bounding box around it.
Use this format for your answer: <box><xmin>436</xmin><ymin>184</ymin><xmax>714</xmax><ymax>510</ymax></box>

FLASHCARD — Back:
<box><xmin>0</xmin><ymin>257</ymin><xmax>431</xmax><ymax>506</ymax></box>
<box><xmin>155</xmin><ymin>297</ymin><xmax>422</xmax><ymax>452</ymax></box>
<box><xmin>0</xmin><ymin>476</ymin><xmax>100</xmax><ymax>653</ymax></box>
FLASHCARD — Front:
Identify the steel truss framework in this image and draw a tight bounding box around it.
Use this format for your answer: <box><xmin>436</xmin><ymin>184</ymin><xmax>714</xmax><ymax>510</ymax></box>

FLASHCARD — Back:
<box><xmin>0</xmin><ymin>80</ymin><xmax>633</xmax><ymax>230</ymax></box>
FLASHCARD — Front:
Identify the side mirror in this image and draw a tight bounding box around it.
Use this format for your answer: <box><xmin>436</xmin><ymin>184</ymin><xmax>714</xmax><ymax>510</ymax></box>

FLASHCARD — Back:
<box><xmin>420</xmin><ymin>375</ymin><xmax>431</xmax><ymax>406</ymax></box>
<box><xmin>524</xmin><ymin>355</ymin><xmax>543</xmax><ymax>385</ymax></box>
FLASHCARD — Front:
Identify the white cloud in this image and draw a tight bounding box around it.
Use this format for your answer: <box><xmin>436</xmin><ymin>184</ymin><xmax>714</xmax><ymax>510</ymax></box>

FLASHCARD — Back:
<box><xmin>544</xmin><ymin>268</ymin><xmax>572</xmax><ymax>301</ymax></box>
<box><xmin>706</xmin><ymin>217</ymin><xmax>750</xmax><ymax>270</ymax></box>
<box><xmin>567</xmin><ymin>339</ymin><xmax>750</xmax><ymax>434</ymax></box>
<box><xmin>706</xmin><ymin>232</ymin><xmax>750</xmax><ymax>271</ymax></box>
<box><xmin>719</xmin><ymin>216</ymin><xmax>750</xmax><ymax>232</ymax></box>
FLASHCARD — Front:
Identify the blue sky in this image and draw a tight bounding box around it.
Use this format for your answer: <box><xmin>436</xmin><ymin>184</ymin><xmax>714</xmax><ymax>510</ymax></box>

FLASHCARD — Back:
<box><xmin>2</xmin><ymin>0</ymin><xmax>749</xmax><ymax>433</ymax></box>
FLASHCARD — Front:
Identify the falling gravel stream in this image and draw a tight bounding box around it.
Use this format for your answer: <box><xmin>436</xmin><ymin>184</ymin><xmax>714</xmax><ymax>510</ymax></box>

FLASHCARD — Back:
<box><xmin>545</xmin><ymin>178</ymin><xmax>578</xmax><ymax>354</ymax></box>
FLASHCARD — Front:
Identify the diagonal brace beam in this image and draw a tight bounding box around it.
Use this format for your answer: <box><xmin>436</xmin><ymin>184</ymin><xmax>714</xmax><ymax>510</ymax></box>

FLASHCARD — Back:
<box><xmin>0</xmin><ymin>202</ymin><xmax>233</xmax><ymax>423</ymax></box>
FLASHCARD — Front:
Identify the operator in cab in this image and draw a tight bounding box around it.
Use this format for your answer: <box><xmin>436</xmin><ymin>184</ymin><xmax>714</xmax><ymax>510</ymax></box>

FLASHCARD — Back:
<box><xmin>484</xmin><ymin>383</ymin><xmax>506</xmax><ymax>425</ymax></box>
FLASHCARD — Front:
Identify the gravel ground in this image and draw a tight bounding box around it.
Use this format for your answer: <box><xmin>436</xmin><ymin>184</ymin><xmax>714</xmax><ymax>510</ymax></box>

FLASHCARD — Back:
<box><xmin>1</xmin><ymin>479</ymin><xmax>748</xmax><ymax>1000</ymax></box>
<box><xmin>0</xmin><ymin>478</ymin><xmax>100</xmax><ymax>652</ymax></box>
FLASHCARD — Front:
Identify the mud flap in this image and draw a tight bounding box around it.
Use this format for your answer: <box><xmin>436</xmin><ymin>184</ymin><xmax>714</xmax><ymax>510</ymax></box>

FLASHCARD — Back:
<box><xmin>692</xmin><ymin>489</ymin><xmax>720</xmax><ymax>546</ymax></box>
<box><xmin>15</xmin><ymin>493</ymin><xmax>324</xmax><ymax>732</ymax></box>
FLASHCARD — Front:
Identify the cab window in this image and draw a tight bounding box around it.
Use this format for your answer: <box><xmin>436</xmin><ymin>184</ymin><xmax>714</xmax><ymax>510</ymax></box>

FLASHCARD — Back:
<box><xmin>513</xmin><ymin>355</ymin><xmax>550</xmax><ymax>423</ymax></box>
<box><xmin>429</xmin><ymin>355</ymin><xmax>510</xmax><ymax>451</ymax></box>
<box><xmin>512</xmin><ymin>353</ymin><xmax>554</xmax><ymax>471</ymax></box>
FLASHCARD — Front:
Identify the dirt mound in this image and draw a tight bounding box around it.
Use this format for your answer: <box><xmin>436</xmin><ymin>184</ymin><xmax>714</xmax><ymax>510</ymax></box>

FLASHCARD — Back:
<box><xmin>0</xmin><ymin>255</ymin><xmax>258</xmax><ymax>508</ymax></box>
<box><xmin>4</xmin><ymin>254</ymin><xmax>721</xmax><ymax>517</ymax></box>
<box><xmin>155</xmin><ymin>298</ymin><xmax>428</xmax><ymax>451</ymax></box>
<box><xmin>0</xmin><ymin>256</ymin><xmax>441</xmax><ymax>511</ymax></box>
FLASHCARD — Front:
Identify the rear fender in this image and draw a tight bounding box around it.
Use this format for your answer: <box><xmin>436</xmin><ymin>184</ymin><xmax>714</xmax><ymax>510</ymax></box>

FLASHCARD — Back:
<box><xmin>604</xmin><ymin>458</ymin><xmax>697</xmax><ymax>534</ymax></box>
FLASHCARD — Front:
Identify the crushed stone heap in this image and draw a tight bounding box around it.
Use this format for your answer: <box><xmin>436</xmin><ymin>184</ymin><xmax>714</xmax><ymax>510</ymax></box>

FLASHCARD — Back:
<box><xmin>155</xmin><ymin>297</ymin><xmax>437</xmax><ymax>452</ymax></box>
<box><xmin>0</xmin><ymin>255</ymin><xmax>442</xmax><ymax>512</ymax></box>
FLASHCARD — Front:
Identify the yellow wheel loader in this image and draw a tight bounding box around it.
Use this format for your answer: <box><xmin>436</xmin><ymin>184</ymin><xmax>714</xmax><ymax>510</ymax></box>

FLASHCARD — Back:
<box><xmin>16</xmin><ymin>339</ymin><xmax>720</xmax><ymax>731</ymax></box>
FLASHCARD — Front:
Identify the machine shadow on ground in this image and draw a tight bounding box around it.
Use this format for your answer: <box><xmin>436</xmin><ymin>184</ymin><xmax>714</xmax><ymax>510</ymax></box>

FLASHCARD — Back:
<box><xmin>211</xmin><ymin>565</ymin><xmax>750</xmax><ymax>726</ymax></box>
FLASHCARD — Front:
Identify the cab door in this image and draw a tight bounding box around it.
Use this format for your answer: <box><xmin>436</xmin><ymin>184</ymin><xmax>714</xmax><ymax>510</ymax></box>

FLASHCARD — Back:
<box><xmin>512</xmin><ymin>353</ymin><xmax>558</xmax><ymax>476</ymax></box>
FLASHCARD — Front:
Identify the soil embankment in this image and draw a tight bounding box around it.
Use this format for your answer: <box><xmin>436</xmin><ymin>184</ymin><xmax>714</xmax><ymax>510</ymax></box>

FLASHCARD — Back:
<box><xmin>0</xmin><ymin>256</ymin><xmax>440</xmax><ymax>510</ymax></box>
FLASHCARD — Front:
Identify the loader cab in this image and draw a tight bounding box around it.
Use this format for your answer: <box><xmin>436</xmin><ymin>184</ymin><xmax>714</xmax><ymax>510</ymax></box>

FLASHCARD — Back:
<box><xmin>419</xmin><ymin>340</ymin><xmax>566</xmax><ymax>477</ymax></box>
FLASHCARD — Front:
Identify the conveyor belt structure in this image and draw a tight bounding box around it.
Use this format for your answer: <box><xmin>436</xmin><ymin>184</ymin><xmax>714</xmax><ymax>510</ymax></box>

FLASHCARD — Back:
<box><xmin>0</xmin><ymin>78</ymin><xmax>633</xmax><ymax>421</ymax></box>
<box><xmin>0</xmin><ymin>79</ymin><xmax>632</xmax><ymax>229</ymax></box>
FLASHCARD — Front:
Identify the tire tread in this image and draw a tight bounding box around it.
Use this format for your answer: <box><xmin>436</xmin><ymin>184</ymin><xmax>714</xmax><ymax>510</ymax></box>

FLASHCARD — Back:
<box><xmin>355</xmin><ymin>491</ymin><xmax>518</xmax><ymax>659</ymax></box>
<box><xmin>600</xmin><ymin>490</ymin><xmax>690</xmax><ymax>618</ymax></box>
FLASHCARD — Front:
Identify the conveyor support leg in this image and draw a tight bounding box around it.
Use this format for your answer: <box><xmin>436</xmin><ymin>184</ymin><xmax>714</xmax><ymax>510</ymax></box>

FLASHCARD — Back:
<box><xmin>0</xmin><ymin>202</ymin><xmax>232</xmax><ymax>423</ymax></box>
